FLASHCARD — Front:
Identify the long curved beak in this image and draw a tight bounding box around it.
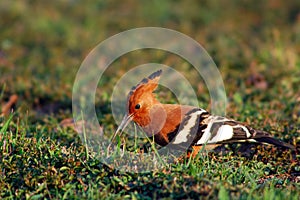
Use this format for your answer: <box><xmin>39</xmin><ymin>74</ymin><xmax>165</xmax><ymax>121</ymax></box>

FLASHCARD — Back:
<box><xmin>107</xmin><ymin>113</ymin><xmax>133</xmax><ymax>150</ymax></box>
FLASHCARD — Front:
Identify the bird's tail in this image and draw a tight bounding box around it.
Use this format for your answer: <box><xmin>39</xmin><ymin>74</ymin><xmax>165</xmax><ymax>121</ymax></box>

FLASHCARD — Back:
<box><xmin>253</xmin><ymin>131</ymin><xmax>296</xmax><ymax>151</ymax></box>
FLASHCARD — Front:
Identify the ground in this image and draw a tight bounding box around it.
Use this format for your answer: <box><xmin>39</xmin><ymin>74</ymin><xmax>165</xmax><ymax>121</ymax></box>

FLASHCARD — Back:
<box><xmin>0</xmin><ymin>0</ymin><xmax>300</xmax><ymax>199</ymax></box>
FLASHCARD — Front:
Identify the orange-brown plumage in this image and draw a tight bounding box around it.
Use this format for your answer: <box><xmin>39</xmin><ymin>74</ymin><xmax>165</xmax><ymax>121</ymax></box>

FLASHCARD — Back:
<box><xmin>110</xmin><ymin>69</ymin><xmax>295</xmax><ymax>157</ymax></box>
<box><xmin>124</xmin><ymin>70</ymin><xmax>195</xmax><ymax>146</ymax></box>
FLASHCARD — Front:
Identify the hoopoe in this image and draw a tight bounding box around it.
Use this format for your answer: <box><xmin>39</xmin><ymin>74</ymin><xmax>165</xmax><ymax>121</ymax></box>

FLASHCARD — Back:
<box><xmin>110</xmin><ymin>70</ymin><xmax>295</xmax><ymax>157</ymax></box>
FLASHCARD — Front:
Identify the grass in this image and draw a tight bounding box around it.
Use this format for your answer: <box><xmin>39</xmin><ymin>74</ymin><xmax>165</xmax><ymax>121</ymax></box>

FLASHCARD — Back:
<box><xmin>1</xmin><ymin>0</ymin><xmax>300</xmax><ymax>199</ymax></box>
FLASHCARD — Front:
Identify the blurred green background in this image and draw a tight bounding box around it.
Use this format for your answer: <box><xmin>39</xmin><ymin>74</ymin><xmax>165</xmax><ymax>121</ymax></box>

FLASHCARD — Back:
<box><xmin>0</xmin><ymin>0</ymin><xmax>299</xmax><ymax>199</ymax></box>
<box><xmin>1</xmin><ymin>0</ymin><xmax>299</xmax><ymax>107</ymax></box>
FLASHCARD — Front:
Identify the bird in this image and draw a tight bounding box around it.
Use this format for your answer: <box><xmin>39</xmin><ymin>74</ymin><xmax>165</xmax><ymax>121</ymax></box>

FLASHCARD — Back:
<box><xmin>109</xmin><ymin>69</ymin><xmax>296</xmax><ymax>157</ymax></box>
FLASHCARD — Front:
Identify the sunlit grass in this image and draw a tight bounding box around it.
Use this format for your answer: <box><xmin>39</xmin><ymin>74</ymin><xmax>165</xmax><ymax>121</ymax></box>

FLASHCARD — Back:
<box><xmin>0</xmin><ymin>0</ymin><xmax>299</xmax><ymax>199</ymax></box>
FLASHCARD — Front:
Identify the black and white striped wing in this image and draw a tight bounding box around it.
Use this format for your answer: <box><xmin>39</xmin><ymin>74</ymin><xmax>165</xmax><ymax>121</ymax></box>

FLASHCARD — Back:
<box><xmin>167</xmin><ymin>108</ymin><xmax>208</xmax><ymax>150</ymax></box>
<box><xmin>195</xmin><ymin>115</ymin><xmax>295</xmax><ymax>150</ymax></box>
<box><xmin>195</xmin><ymin>116</ymin><xmax>257</xmax><ymax>145</ymax></box>
<box><xmin>169</xmin><ymin>108</ymin><xmax>295</xmax><ymax>150</ymax></box>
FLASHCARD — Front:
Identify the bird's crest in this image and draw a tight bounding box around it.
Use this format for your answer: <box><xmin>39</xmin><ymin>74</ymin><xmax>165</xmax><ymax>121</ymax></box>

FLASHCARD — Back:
<box><xmin>127</xmin><ymin>69</ymin><xmax>162</xmax><ymax>100</ymax></box>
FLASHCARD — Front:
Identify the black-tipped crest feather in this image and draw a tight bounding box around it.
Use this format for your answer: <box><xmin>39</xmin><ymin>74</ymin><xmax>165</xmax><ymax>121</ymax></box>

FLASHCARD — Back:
<box><xmin>127</xmin><ymin>69</ymin><xmax>162</xmax><ymax>99</ymax></box>
<box><xmin>148</xmin><ymin>69</ymin><xmax>162</xmax><ymax>80</ymax></box>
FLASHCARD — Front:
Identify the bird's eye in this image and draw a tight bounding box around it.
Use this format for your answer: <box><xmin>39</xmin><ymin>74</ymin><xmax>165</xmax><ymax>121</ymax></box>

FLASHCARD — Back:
<box><xmin>135</xmin><ymin>104</ymin><xmax>141</xmax><ymax>109</ymax></box>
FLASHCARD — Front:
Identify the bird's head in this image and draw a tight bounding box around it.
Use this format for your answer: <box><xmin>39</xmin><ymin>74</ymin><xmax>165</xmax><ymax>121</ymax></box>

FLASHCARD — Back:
<box><xmin>109</xmin><ymin>70</ymin><xmax>163</xmax><ymax>144</ymax></box>
<box><xmin>127</xmin><ymin>69</ymin><xmax>162</xmax><ymax>125</ymax></box>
